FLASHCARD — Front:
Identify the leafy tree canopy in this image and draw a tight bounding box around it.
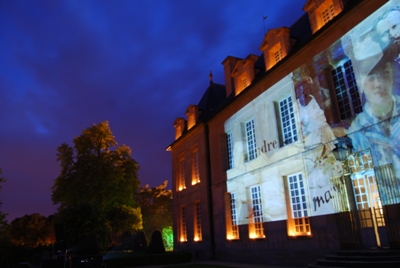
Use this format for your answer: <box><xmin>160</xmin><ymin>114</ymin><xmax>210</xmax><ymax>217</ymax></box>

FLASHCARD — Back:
<box><xmin>136</xmin><ymin>180</ymin><xmax>172</xmax><ymax>239</ymax></box>
<box><xmin>8</xmin><ymin>213</ymin><xmax>55</xmax><ymax>248</ymax></box>
<box><xmin>52</xmin><ymin>121</ymin><xmax>140</xmax><ymax>210</ymax></box>
<box><xmin>51</xmin><ymin>121</ymin><xmax>142</xmax><ymax>248</ymax></box>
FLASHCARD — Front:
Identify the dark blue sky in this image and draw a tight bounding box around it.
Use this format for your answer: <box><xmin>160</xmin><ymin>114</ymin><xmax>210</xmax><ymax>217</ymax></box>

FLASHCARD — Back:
<box><xmin>0</xmin><ymin>0</ymin><xmax>305</xmax><ymax>221</ymax></box>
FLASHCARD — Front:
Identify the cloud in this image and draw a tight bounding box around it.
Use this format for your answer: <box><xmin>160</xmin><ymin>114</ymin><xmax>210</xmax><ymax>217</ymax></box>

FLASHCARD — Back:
<box><xmin>0</xmin><ymin>0</ymin><xmax>306</xmax><ymax>221</ymax></box>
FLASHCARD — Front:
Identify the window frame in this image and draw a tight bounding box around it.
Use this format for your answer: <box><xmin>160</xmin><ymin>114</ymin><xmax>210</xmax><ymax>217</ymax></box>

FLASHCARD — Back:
<box><xmin>274</xmin><ymin>47</ymin><xmax>283</xmax><ymax>64</ymax></box>
<box><xmin>278</xmin><ymin>95</ymin><xmax>298</xmax><ymax>146</ymax></box>
<box><xmin>230</xmin><ymin>192</ymin><xmax>239</xmax><ymax>239</ymax></box>
<box><xmin>178</xmin><ymin>158</ymin><xmax>186</xmax><ymax>191</ymax></box>
<box><xmin>192</xmin><ymin>149</ymin><xmax>200</xmax><ymax>185</ymax></box>
<box><xmin>330</xmin><ymin>59</ymin><xmax>363</xmax><ymax>121</ymax></box>
<box><xmin>227</xmin><ymin>132</ymin><xmax>234</xmax><ymax>169</ymax></box>
<box><xmin>321</xmin><ymin>4</ymin><xmax>335</xmax><ymax>24</ymax></box>
<box><xmin>249</xmin><ymin>185</ymin><xmax>264</xmax><ymax>239</ymax></box>
<box><xmin>180</xmin><ymin>205</ymin><xmax>187</xmax><ymax>242</ymax></box>
<box><xmin>194</xmin><ymin>201</ymin><xmax>202</xmax><ymax>241</ymax></box>
<box><xmin>245</xmin><ymin>119</ymin><xmax>257</xmax><ymax>162</ymax></box>
<box><xmin>285</xmin><ymin>172</ymin><xmax>311</xmax><ymax>237</ymax></box>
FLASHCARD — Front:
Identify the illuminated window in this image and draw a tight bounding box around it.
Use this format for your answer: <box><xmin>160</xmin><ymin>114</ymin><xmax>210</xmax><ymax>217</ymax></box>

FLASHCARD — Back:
<box><xmin>192</xmin><ymin>150</ymin><xmax>200</xmax><ymax>185</ymax></box>
<box><xmin>180</xmin><ymin>206</ymin><xmax>187</xmax><ymax>242</ymax></box>
<box><xmin>322</xmin><ymin>4</ymin><xmax>335</xmax><ymax>24</ymax></box>
<box><xmin>331</xmin><ymin>60</ymin><xmax>362</xmax><ymax>121</ymax></box>
<box><xmin>187</xmin><ymin>113</ymin><xmax>195</xmax><ymax>130</ymax></box>
<box><xmin>278</xmin><ymin>96</ymin><xmax>298</xmax><ymax>145</ymax></box>
<box><xmin>352</xmin><ymin>172</ymin><xmax>385</xmax><ymax>228</ymax></box>
<box><xmin>236</xmin><ymin>73</ymin><xmax>249</xmax><ymax>95</ymax></box>
<box><xmin>249</xmin><ymin>185</ymin><xmax>264</xmax><ymax>238</ymax></box>
<box><xmin>194</xmin><ymin>202</ymin><xmax>202</xmax><ymax>241</ymax></box>
<box><xmin>287</xmin><ymin>173</ymin><xmax>311</xmax><ymax>236</ymax></box>
<box><xmin>227</xmin><ymin>132</ymin><xmax>234</xmax><ymax>169</ymax></box>
<box><xmin>245</xmin><ymin>119</ymin><xmax>257</xmax><ymax>161</ymax></box>
<box><xmin>274</xmin><ymin>48</ymin><xmax>283</xmax><ymax>64</ymax></box>
<box><xmin>304</xmin><ymin>0</ymin><xmax>343</xmax><ymax>33</ymax></box>
<box><xmin>241</xmin><ymin>76</ymin><xmax>248</xmax><ymax>89</ymax></box>
<box><xmin>230</xmin><ymin>192</ymin><xmax>239</xmax><ymax>239</ymax></box>
<box><xmin>178</xmin><ymin>159</ymin><xmax>186</xmax><ymax>191</ymax></box>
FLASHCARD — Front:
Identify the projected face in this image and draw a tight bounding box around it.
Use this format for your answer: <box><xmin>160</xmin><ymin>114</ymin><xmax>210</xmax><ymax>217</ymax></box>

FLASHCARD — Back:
<box><xmin>301</xmin><ymin>77</ymin><xmax>312</xmax><ymax>95</ymax></box>
<box><xmin>376</xmin><ymin>9</ymin><xmax>400</xmax><ymax>48</ymax></box>
<box><xmin>362</xmin><ymin>61</ymin><xmax>393</xmax><ymax>107</ymax></box>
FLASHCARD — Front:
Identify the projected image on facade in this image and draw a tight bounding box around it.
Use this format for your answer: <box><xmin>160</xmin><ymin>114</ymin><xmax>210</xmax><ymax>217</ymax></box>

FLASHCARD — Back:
<box><xmin>225</xmin><ymin>0</ymin><xmax>400</xmax><ymax>240</ymax></box>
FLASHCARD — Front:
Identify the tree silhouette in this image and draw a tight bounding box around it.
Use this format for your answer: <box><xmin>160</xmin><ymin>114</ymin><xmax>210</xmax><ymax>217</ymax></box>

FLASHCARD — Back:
<box><xmin>51</xmin><ymin>121</ymin><xmax>142</xmax><ymax>248</ymax></box>
<box><xmin>146</xmin><ymin>230</ymin><xmax>165</xmax><ymax>254</ymax></box>
<box><xmin>9</xmin><ymin>213</ymin><xmax>55</xmax><ymax>248</ymax></box>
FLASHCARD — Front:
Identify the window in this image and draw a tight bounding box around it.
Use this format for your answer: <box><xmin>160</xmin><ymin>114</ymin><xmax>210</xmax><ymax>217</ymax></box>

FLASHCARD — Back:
<box><xmin>241</xmin><ymin>76</ymin><xmax>248</xmax><ymax>89</ymax></box>
<box><xmin>331</xmin><ymin>59</ymin><xmax>363</xmax><ymax>120</ymax></box>
<box><xmin>352</xmin><ymin>174</ymin><xmax>385</xmax><ymax>228</ymax></box>
<box><xmin>249</xmin><ymin>185</ymin><xmax>264</xmax><ymax>238</ymax></box>
<box><xmin>192</xmin><ymin>150</ymin><xmax>200</xmax><ymax>185</ymax></box>
<box><xmin>187</xmin><ymin>113</ymin><xmax>195</xmax><ymax>130</ymax></box>
<box><xmin>178</xmin><ymin>159</ymin><xmax>186</xmax><ymax>191</ymax></box>
<box><xmin>227</xmin><ymin>132</ymin><xmax>234</xmax><ymax>169</ymax></box>
<box><xmin>194</xmin><ymin>202</ymin><xmax>202</xmax><ymax>241</ymax></box>
<box><xmin>180</xmin><ymin>206</ymin><xmax>187</xmax><ymax>242</ymax></box>
<box><xmin>274</xmin><ymin>48</ymin><xmax>283</xmax><ymax>64</ymax></box>
<box><xmin>287</xmin><ymin>173</ymin><xmax>311</xmax><ymax>236</ymax></box>
<box><xmin>230</xmin><ymin>192</ymin><xmax>239</xmax><ymax>239</ymax></box>
<box><xmin>349</xmin><ymin>150</ymin><xmax>385</xmax><ymax>228</ymax></box>
<box><xmin>236</xmin><ymin>73</ymin><xmax>249</xmax><ymax>95</ymax></box>
<box><xmin>321</xmin><ymin>4</ymin><xmax>335</xmax><ymax>24</ymax></box>
<box><xmin>245</xmin><ymin>119</ymin><xmax>257</xmax><ymax>161</ymax></box>
<box><xmin>278</xmin><ymin>96</ymin><xmax>298</xmax><ymax>145</ymax></box>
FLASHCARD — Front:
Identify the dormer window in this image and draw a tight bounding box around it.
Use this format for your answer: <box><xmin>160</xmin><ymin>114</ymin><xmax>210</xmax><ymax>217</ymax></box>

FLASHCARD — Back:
<box><xmin>259</xmin><ymin>28</ymin><xmax>291</xmax><ymax>71</ymax></box>
<box><xmin>231</xmin><ymin>55</ymin><xmax>258</xmax><ymax>96</ymax></box>
<box><xmin>186</xmin><ymin>105</ymin><xmax>199</xmax><ymax>130</ymax></box>
<box><xmin>321</xmin><ymin>4</ymin><xmax>335</xmax><ymax>24</ymax></box>
<box><xmin>174</xmin><ymin>118</ymin><xmax>186</xmax><ymax>140</ymax></box>
<box><xmin>303</xmin><ymin>0</ymin><xmax>344</xmax><ymax>34</ymax></box>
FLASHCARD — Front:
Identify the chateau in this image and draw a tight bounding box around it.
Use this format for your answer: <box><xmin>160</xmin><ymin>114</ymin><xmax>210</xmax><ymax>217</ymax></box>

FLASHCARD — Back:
<box><xmin>167</xmin><ymin>0</ymin><xmax>400</xmax><ymax>266</ymax></box>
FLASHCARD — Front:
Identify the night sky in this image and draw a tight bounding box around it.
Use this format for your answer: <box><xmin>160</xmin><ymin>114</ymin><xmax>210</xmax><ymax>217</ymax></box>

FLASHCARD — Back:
<box><xmin>0</xmin><ymin>0</ymin><xmax>305</xmax><ymax>222</ymax></box>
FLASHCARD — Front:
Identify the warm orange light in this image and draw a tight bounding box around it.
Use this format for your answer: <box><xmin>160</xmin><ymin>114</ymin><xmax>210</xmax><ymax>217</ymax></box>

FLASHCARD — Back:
<box><xmin>288</xmin><ymin>230</ymin><xmax>312</xmax><ymax>237</ymax></box>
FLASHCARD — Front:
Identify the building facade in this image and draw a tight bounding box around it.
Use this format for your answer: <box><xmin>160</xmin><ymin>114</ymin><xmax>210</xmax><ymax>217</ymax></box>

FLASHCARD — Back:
<box><xmin>168</xmin><ymin>0</ymin><xmax>400</xmax><ymax>266</ymax></box>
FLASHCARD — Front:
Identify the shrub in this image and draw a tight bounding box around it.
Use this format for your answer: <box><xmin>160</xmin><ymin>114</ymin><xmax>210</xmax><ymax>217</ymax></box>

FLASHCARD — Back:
<box><xmin>146</xmin><ymin>230</ymin><xmax>165</xmax><ymax>254</ymax></box>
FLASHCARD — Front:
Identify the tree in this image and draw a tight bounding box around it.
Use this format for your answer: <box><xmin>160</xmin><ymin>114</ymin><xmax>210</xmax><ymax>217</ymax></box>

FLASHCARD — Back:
<box><xmin>136</xmin><ymin>181</ymin><xmax>172</xmax><ymax>240</ymax></box>
<box><xmin>107</xmin><ymin>205</ymin><xmax>142</xmax><ymax>246</ymax></box>
<box><xmin>133</xmin><ymin>230</ymin><xmax>148</xmax><ymax>252</ymax></box>
<box><xmin>51</xmin><ymin>121</ymin><xmax>142</xmax><ymax>248</ymax></box>
<box><xmin>8</xmin><ymin>213</ymin><xmax>55</xmax><ymax>248</ymax></box>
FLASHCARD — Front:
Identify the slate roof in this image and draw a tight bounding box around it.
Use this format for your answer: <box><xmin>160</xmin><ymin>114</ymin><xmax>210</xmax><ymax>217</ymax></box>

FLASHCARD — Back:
<box><xmin>290</xmin><ymin>13</ymin><xmax>312</xmax><ymax>48</ymax></box>
<box><xmin>197</xmin><ymin>81</ymin><xmax>227</xmax><ymax>122</ymax></box>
